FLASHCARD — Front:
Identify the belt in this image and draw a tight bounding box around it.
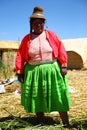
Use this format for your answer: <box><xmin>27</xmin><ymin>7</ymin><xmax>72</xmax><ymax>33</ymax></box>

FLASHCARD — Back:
<box><xmin>28</xmin><ymin>60</ymin><xmax>57</xmax><ymax>65</ymax></box>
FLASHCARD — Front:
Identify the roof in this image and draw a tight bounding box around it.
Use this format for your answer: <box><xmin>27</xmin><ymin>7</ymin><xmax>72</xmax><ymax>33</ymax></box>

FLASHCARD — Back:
<box><xmin>62</xmin><ymin>38</ymin><xmax>87</xmax><ymax>53</ymax></box>
<box><xmin>62</xmin><ymin>37</ymin><xmax>87</xmax><ymax>63</ymax></box>
<box><xmin>0</xmin><ymin>38</ymin><xmax>87</xmax><ymax>50</ymax></box>
<box><xmin>0</xmin><ymin>40</ymin><xmax>20</xmax><ymax>49</ymax></box>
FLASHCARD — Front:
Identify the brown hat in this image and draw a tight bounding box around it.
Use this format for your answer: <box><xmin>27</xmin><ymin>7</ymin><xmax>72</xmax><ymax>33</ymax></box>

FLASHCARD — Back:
<box><xmin>30</xmin><ymin>6</ymin><xmax>46</xmax><ymax>19</ymax></box>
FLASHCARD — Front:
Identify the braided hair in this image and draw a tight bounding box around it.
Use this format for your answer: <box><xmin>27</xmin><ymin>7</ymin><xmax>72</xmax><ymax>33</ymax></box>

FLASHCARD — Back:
<box><xmin>30</xmin><ymin>19</ymin><xmax>33</xmax><ymax>33</ymax></box>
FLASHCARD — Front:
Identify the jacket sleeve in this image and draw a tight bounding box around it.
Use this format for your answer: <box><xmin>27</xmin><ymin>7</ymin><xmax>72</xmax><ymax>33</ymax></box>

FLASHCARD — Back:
<box><xmin>15</xmin><ymin>35</ymin><xmax>29</xmax><ymax>74</ymax></box>
<box><xmin>15</xmin><ymin>46</ymin><xmax>25</xmax><ymax>74</ymax></box>
<box><xmin>56</xmin><ymin>35</ymin><xmax>68</xmax><ymax>67</ymax></box>
<box><xmin>47</xmin><ymin>30</ymin><xmax>67</xmax><ymax>67</ymax></box>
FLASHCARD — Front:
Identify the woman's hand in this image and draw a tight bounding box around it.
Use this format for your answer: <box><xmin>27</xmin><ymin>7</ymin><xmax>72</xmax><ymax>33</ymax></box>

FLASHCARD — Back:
<box><xmin>16</xmin><ymin>73</ymin><xmax>24</xmax><ymax>83</ymax></box>
<box><xmin>61</xmin><ymin>67</ymin><xmax>67</xmax><ymax>77</ymax></box>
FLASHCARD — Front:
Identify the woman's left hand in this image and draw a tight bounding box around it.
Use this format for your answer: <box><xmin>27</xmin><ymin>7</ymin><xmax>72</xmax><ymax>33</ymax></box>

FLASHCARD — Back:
<box><xmin>61</xmin><ymin>67</ymin><xmax>67</xmax><ymax>77</ymax></box>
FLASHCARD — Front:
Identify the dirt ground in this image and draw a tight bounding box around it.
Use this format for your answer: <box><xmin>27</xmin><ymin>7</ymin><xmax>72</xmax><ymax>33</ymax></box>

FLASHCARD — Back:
<box><xmin>0</xmin><ymin>69</ymin><xmax>87</xmax><ymax>120</ymax></box>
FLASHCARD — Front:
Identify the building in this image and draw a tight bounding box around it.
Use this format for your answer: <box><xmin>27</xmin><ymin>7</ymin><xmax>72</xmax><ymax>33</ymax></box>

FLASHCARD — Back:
<box><xmin>0</xmin><ymin>37</ymin><xmax>87</xmax><ymax>69</ymax></box>
<box><xmin>62</xmin><ymin>38</ymin><xmax>87</xmax><ymax>69</ymax></box>
<box><xmin>0</xmin><ymin>40</ymin><xmax>19</xmax><ymax>68</ymax></box>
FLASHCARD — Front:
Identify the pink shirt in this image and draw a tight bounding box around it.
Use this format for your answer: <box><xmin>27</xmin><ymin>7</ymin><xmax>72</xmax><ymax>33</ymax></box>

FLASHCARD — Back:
<box><xmin>29</xmin><ymin>31</ymin><xmax>54</xmax><ymax>64</ymax></box>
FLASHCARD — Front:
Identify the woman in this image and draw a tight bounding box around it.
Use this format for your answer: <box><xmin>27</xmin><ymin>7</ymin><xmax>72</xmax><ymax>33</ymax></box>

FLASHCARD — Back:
<box><xmin>15</xmin><ymin>6</ymin><xmax>76</xmax><ymax>130</ymax></box>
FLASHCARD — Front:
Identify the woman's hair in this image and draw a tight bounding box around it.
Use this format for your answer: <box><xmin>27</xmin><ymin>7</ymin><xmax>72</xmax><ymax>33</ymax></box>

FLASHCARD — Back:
<box><xmin>30</xmin><ymin>19</ymin><xmax>33</xmax><ymax>33</ymax></box>
<box><xmin>29</xmin><ymin>18</ymin><xmax>45</xmax><ymax>33</ymax></box>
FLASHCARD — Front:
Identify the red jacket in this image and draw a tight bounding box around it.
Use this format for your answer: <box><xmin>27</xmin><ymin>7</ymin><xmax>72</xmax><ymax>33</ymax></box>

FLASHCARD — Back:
<box><xmin>15</xmin><ymin>30</ymin><xmax>67</xmax><ymax>73</ymax></box>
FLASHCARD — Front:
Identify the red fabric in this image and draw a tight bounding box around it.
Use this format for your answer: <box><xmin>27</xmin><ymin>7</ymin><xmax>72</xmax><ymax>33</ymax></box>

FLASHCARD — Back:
<box><xmin>15</xmin><ymin>30</ymin><xmax>67</xmax><ymax>73</ymax></box>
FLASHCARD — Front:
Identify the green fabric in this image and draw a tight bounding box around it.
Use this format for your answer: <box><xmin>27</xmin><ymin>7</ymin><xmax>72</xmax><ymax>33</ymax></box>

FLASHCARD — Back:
<box><xmin>21</xmin><ymin>61</ymin><xmax>70</xmax><ymax>113</ymax></box>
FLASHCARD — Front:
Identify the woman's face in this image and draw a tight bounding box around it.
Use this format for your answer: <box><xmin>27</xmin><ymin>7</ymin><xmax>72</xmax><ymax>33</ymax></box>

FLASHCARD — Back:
<box><xmin>31</xmin><ymin>19</ymin><xmax>45</xmax><ymax>35</ymax></box>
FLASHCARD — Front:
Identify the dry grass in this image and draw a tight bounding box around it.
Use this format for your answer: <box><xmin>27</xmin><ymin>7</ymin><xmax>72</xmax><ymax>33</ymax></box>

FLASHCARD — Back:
<box><xmin>68</xmin><ymin>69</ymin><xmax>87</xmax><ymax>119</ymax></box>
<box><xmin>0</xmin><ymin>69</ymin><xmax>87</xmax><ymax>129</ymax></box>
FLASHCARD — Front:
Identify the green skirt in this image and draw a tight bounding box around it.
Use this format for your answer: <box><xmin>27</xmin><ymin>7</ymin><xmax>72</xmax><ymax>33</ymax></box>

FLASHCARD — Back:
<box><xmin>21</xmin><ymin>61</ymin><xmax>70</xmax><ymax>113</ymax></box>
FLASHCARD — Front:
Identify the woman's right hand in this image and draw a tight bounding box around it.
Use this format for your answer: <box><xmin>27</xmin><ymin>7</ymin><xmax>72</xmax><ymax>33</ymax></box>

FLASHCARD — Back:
<box><xmin>16</xmin><ymin>73</ymin><xmax>24</xmax><ymax>83</ymax></box>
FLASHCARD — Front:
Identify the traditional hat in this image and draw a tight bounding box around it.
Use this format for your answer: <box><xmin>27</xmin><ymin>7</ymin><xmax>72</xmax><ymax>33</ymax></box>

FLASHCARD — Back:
<box><xmin>30</xmin><ymin>6</ymin><xmax>46</xmax><ymax>19</ymax></box>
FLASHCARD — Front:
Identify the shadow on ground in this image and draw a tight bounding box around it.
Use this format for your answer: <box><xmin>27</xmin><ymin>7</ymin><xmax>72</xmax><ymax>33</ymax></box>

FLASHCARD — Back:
<box><xmin>0</xmin><ymin>116</ymin><xmax>87</xmax><ymax>130</ymax></box>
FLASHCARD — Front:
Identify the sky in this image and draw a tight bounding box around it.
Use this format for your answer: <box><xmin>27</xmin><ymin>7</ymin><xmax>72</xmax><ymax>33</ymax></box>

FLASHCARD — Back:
<box><xmin>0</xmin><ymin>0</ymin><xmax>87</xmax><ymax>42</ymax></box>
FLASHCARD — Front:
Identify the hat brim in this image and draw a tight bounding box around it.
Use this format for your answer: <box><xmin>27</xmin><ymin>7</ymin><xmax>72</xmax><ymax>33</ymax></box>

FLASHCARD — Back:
<box><xmin>30</xmin><ymin>13</ymin><xmax>46</xmax><ymax>20</ymax></box>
